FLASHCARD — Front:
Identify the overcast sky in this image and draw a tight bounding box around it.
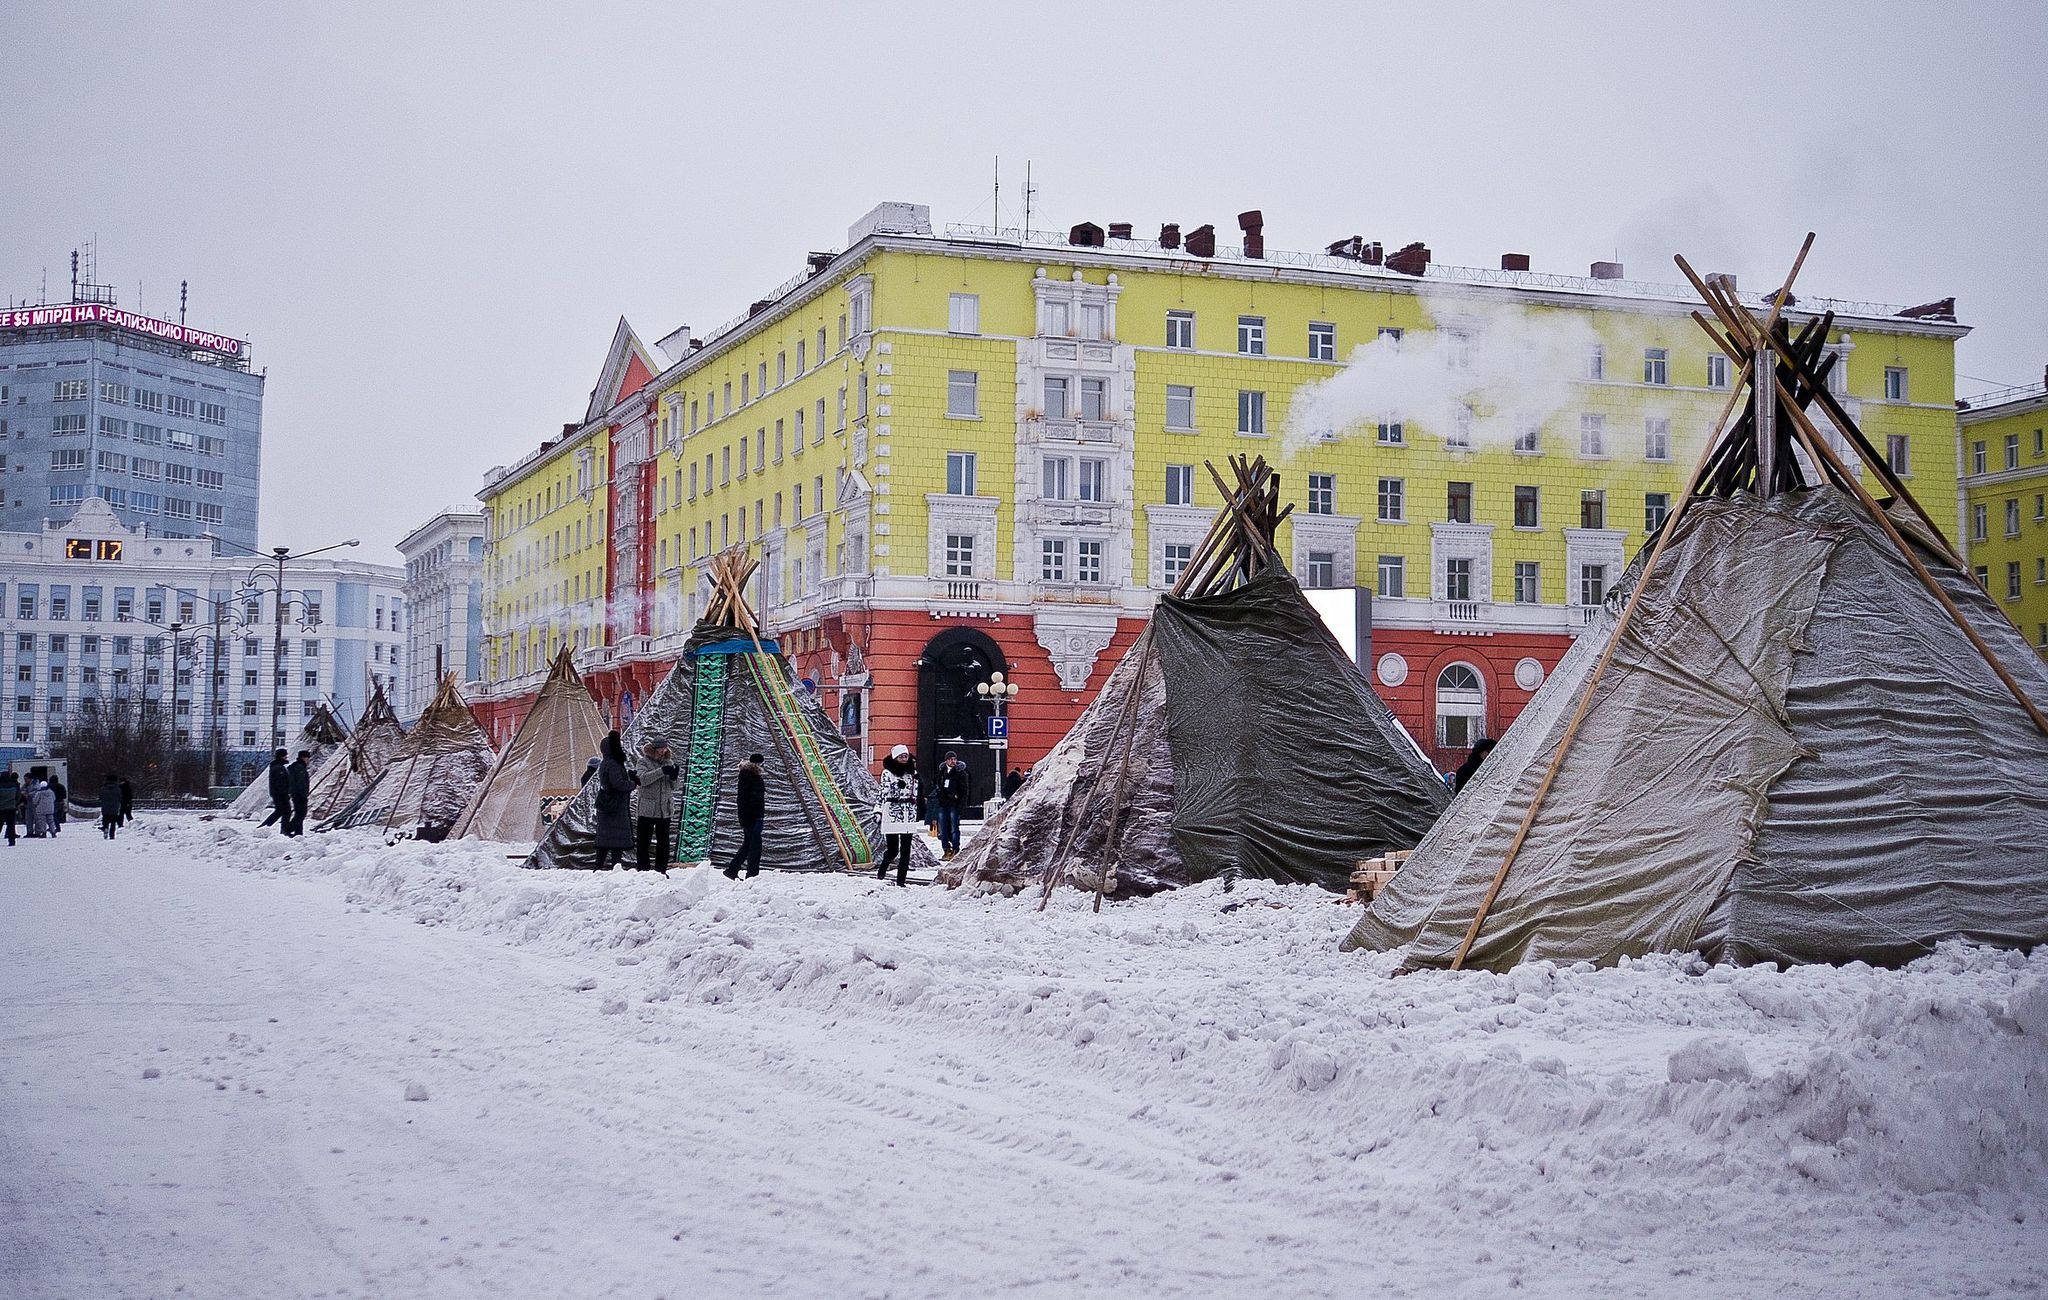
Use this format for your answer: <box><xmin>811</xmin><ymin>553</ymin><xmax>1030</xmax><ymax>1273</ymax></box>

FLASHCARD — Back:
<box><xmin>5</xmin><ymin>1</ymin><xmax>2043</xmax><ymax>564</ymax></box>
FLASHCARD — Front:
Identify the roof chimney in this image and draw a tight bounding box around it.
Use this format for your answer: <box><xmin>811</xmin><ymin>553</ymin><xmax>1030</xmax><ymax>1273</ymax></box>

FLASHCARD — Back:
<box><xmin>1106</xmin><ymin>222</ymin><xmax>1133</xmax><ymax>241</ymax></box>
<box><xmin>1385</xmin><ymin>242</ymin><xmax>1431</xmax><ymax>276</ymax></box>
<box><xmin>1238</xmin><ymin>210</ymin><xmax>1264</xmax><ymax>260</ymax></box>
<box><xmin>1500</xmin><ymin>253</ymin><xmax>1530</xmax><ymax>272</ymax></box>
<box><xmin>1895</xmin><ymin>296</ymin><xmax>1957</xmax><ymax>323</ymax></box>
<box><xmin>1590</xmin><ymin>260</ymin><xmax>1624</xmax><ymax>280</ymax></box>
<box><xmin>1158</xmin><ymin>223</ymin><xmax>1181</xmax><ymax>250</ymax></box>
<box><xmin>1362</xmin><ymin>241</ymin><xmax>1383</xmax><ymax>266</ymax></box>
<box><xmin>1327</xmin><ymin>235</ymin><xmax>1364</xmax><ymax>260</ymax></box>
<box><xmin>748</xmin><ymin>299</ymin><xmax>772</xmax><ymax>318</ymax></box>
<box><xmin>1184</xmin><ymin>224</ymin><xmax>1217</xmax><ymax>259</ymax></box>
<box><xmin>1068</xmin><ymin>221</ymin><xmax>1105</xmax><ymax>248</ymax></box>
<box><xmin>806</xmin><ymin>251</ymin><xmax>835</xmax><ymax>275</ymax></box>
<box><xmin>1705</xmin><ymin>271</ymin><xmax>1736</xmax><ymax>293</ymax></box>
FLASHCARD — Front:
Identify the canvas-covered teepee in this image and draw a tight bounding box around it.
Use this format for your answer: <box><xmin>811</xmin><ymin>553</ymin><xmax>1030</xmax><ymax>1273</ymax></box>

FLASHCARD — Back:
<box><xmin>944</xmin><ymin>456</ymin><xmax>1449</xmax><ymax>903</ymax></box>
<box><xmin>526</xmin><ymin>549</ymin><xmax>905</xmax><ymax>874</ymax></box>
<box><xmin>226</xmin><ymin>701</ymin><xmax>349</xmax><ymax>818</ymax></box>
<box><xmin>1346</xmin><ymin>236</ymin><xmax>2048</xmax><ymax>971</ymax></box>
<box><xmin>319</xmin><ymin>674</ymin><xmax>496</xmax><ymax>840</ymax></box>
<box><xmin>302</xmin><ymin>682</ymin><xmax>408</xmax><ymax>824</ymax></box>
<box><xmin>454</xmin><ymin>646</ymin><xmax>607</xmax><ymax>843</ymax></box>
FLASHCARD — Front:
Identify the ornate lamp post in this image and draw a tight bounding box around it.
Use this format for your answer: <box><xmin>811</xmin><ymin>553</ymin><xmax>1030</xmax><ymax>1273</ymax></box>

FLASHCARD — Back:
<box><xmin>974</xmin><ymin>669</ymin><xmax>1021</xmax><ymax>813</ymax></box>
<box><xmin>207</xmin><ymin>534</ymin><xmax>360</xmax><ymax>750</ymax></box>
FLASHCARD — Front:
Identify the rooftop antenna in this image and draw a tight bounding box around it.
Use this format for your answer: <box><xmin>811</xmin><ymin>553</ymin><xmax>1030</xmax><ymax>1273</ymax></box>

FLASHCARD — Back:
<box><xmin>180</xmin><ymin>280</ymin><xmax>188</xmax><ymax>326</ymax></box>
<box><xmin>993</xmin><ymin>155</ymin><xmax>1000</xmax><ymax>233</ymax></box>
<box><xmin>1023</xmin><ymin>161</ymin><xmax>1038</xmax><ymax>238</ymax></box>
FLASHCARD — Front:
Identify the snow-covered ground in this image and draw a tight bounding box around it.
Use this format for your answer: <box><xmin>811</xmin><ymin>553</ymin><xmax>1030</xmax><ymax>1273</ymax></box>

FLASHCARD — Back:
<box><xmin>2</xmin><ymin>815</ymin><xmax>2043</xmax><ymax>1299</ymax></box>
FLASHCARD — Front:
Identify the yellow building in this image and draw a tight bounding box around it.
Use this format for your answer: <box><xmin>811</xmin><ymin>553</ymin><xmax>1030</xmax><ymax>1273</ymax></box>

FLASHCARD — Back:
<box><xmin>1960</xmin><ymin>379</ymin><xmax>2048</xmax><ymax>656</ymax></box>
<box><xmin>473</xmin><ymin>202</ymin><xmax>1968</xmax><ymax>789</ymax></box>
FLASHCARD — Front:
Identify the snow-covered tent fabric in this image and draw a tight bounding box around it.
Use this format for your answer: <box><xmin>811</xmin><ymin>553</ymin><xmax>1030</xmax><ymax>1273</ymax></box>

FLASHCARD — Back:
<box><xmin>319</xmin><ymin>676</ymin><xmax>495</xmax><ymax>839</ymax></box>
<box><xmin>302</xmin><ymin>685</ymin><xmax>407</xmax><ymax>823</ymax></box>
<box><xmin>454</xmin><ymin>647</ymin><xmax>606</xmax><ymax>843</ymax></box>
<box><xmin>226</xmin><ymin>702</ymin><xmax>349</xmax><ymax>818</ymax></box>
<box><xmin>523</xmin><ymin>620</ymin><xmax>905</xmax><ymax>873</ymax></box>
<box><xmin>944</xmin><ymin>456</ymin><xmax>1448</xmax><ymax>900</ymax></box>
<box><xmin>1345</xmin><ymin>255</ymin><xmax>2048</xmax><ymax>970</ymax></box>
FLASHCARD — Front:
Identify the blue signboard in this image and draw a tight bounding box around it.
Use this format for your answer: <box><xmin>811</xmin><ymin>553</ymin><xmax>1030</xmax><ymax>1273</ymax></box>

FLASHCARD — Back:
<box><xmin>986</xmin><ymin>715</ymin><xmax>1008</xmax><ymax>741</ymax></box>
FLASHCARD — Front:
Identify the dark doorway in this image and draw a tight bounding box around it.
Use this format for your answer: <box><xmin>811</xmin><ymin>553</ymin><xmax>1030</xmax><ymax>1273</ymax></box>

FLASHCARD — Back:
<box><xmin>915</xmin><ymin>627</ymin><xmax>1006</xmax><ymax>817</ymax></box>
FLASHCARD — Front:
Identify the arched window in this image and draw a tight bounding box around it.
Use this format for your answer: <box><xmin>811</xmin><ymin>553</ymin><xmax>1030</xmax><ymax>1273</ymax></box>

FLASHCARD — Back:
<box><xmin>1435</xmin><ymin>663</ymin><xmax>1487</xmax><ymax>748</ymax></box>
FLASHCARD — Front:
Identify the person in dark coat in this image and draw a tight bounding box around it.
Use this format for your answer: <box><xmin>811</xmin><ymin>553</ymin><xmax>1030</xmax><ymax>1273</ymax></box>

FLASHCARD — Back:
<box><xmin>260</xmin><ymin>750</ymin><xmax>291</xmax><ymax>829</ymax></box>
<box><xmin>1001</xmin><ymin>767</ymin><xmax>1025</xmax><ymax>800</ymax></box>
<box><xmin>1450</xmin><ymin>738</ymin><xmax>1497</xmax><ymax>793</ymax></box>
<box><xmin>0</xmin><ymin>771</ymin><xmax>20</xmax><ymax>846</ymax></box>
<box><xmin>723</xmin><ymin>752</ymin><xmax>766</xmax><ymax>879</ymax></box>
<box><xmin>590</xmin><ymin>731</ymin><xmax>638</xmax><ymax>870</ymax></box>
<box><xmin>98</xmin><ymin>774</ymin><xmax>123</xmax><ymax>839</ymax></box>
<box><xmin>933</xmin><ymin>751</ymin><xmax>970</xmax><ymax>857</ymax></box>
<box><xmin>48</xmin><ymin>775</ymin><xmax>67</xmax><ymax>833</ymax></box>
<box><xmin>285</xmin><ymin>751</ymin><xmax>312</xmax><ymax>836</ymax></box>
<box><xmin>119</xmin><ymin>776</ymin><xmax>134</xmax><ymax>824</ymax></box>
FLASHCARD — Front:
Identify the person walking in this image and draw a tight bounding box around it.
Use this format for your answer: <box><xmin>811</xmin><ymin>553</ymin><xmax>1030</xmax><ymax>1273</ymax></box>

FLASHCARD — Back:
<box><xmin>0</xmin><ymin>772</ymin><xmax>20</xmax><ymax>846</ymax></box>
<box><xmin>98</xmin><ymin>774</ymin><xmax>123</xmax><ymax>840</ymax></box>
<box><xmin>933</xmin><ymin>751</ymin><xmax>970</xmax><ymax>857</ymax></box>
<box><xmin>874</xmin><ymin>744</ymin><xmax>920</xmax><ymax>887</ymax></box>
<box><xmin>48</xmin><ymin>775</ymin><xmax>66</xmax><ymax>834</ymax></box>
<box><xmin>118</xmin><ymin>775</ymin><xmax>134</xmax><ymax>825</ymax></box>
<box><xmin>723</xmin><ymin>752</ymin><xmax>766</xmax><ymax>879</ymax></box>
<box><xmin>634</xmin><ymin>740</ymin><xmax>679</xmax><ymax>872</ymax></box>
<box><xmin>28</xmin><ymin>778</ymin><xmax>56</xmax><ymax>839</ymax></box>
<box><xmin>285</xmin><ymin>751</ymin><xmax>312</xmax><ymax>836</ymax></box>
<box><xmin>259</xmin><ymin>750</ymin><xmax>291</xmax><ymax>830</ymax></box>
<box><xmin>590</xmin><ymin>731</ymin><xmax>638</xmax><ymax>871</ymax></box>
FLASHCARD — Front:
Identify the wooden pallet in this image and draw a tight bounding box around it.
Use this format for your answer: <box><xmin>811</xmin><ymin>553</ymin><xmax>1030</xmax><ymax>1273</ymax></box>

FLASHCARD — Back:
<box><xmin>1344</xmin><ymin>850</ymin><xmax>1411</xmax><ymax>904</ymax></box>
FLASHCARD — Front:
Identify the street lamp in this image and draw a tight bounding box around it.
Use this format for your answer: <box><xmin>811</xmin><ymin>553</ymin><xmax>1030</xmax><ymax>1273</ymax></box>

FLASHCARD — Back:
<box><xmin>975</xmin><ymin>669</ymin><xmax>1021</xmax><ymax>813</ymax></box>
<box><xmin>206</xmin><ymin>533</ymin><xmax>360</xmax><ymax>749</ymax></box>
<box><xmin>143</xmin><ymin>593</ymin><xmax>245</xmax><ymax>790</ymax></box>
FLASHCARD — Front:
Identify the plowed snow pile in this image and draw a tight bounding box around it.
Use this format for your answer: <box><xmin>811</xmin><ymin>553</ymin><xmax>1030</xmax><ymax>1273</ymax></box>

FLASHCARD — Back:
<box><xmin>9</xmin><ymin>814</ymin><xmax>2041</xmax><ymax>1298</ymax></box>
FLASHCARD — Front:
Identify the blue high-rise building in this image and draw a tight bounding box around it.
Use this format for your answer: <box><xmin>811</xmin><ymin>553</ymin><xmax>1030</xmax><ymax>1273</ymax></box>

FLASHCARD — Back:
<box><xmin>1</xmin><ymin>257</ymin><xmax>263</xmax><ymax>552</ymax></box>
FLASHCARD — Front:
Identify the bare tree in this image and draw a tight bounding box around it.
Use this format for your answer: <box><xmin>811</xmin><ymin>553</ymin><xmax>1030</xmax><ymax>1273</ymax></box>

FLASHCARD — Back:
<box><xmin>52</xmin><ymin>696</ymin><xmax>211</xmax><ymax>801</ymax></box>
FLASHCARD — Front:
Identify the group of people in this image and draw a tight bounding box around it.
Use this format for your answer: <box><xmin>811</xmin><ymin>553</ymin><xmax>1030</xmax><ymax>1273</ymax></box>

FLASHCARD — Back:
<box><xmin>0</xmin><ymin>771</ymin><xmax>132</xmax><ymax>845</ymax></box>
<box><xmin>261</xmin><ymin>749</ymin><xmax>315</xmax><ymax>837</ymax></box>
<box><xmin>582</xmin><ymin>731</ymin><xmax>768</xmax><ymax>879</ymax></box>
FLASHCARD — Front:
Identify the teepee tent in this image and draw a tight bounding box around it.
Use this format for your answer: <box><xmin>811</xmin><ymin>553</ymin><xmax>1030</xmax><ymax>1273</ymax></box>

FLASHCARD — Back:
<box><xmin>944</xmin><ymin>455</ymin><xmax>1449</xmax><ymax>904</ymax></box>
<box><xmin>526</xmin><ymin>549</ymin><xmax>898</xmax><ymax>873</ymax></box>
<box><xmin>454</xmin><ymin>647</ymin><xmax>607</xmax><ymax>843</ymax></box>
<box><xmin>1346</xmin><ymin>236</ymin><xmax>2048</xmax><ymax>971</ymax></box>
<box><xmin>302</xmin><ymin>682</ymin><xmax>408</xmax><ymax>823</ymax></box>
<box><xmin>319</xmin><ymin>674</ymin><xmax>496</xmax><ymax>840</ymax></box>
<box><xmin>226</xmin><ymin>701</ymin><xmax>349</xmax><ymax>818</ymax></box>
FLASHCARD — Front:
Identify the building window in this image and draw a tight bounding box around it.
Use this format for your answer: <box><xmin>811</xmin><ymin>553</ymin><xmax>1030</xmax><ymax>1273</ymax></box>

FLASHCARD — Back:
<box><xmin>1707</xmin><ymin>354</ymin><xmax>1731</xmax><ymax>389</ymax></box>
<box><xmin>946</xmin><ymin>452</ymin><xmax>977</xmax><ymax>496</ymax></box>
<box><xmin>948</xmin><ymin>293</ymin><xmax>980</xmax><ymax>335</ymax></box>
<box><xmin>1237</xmin><ymin>390</ymin><xmax>1266</xmax><ymax>436</ymax></box>
<box><xmin>1237</xmin><ymin>316</ymin><xmax>1265</xmax><ymax>356</ymax></box>
<box><xmin>1971</xmin><ymin>504</ymin><xmax>1989</xmax><ymax>543</ymax></box>
<box><xmin>1077</xmin><ymin>458</ymin><xmax>1108</xmax><ymax>503</ymax></box>
<box><xmin>1308</xmin><ymin>322</ymin><xmax>1336</xmax><ymax>362</ymax></box>
<box><xmin>1305</xmin><ymin>551</ymin><xmax>1335</xmax><ymax>588</ymax></box>
<box><xmin>1886</xmin><ymin>434</ymin><xmax>1910</xmax><ymax>475</ymax></box>
<box><xmin>1162</xmin><ymin>542</ymin><xmax>1193</xmax><ymax>589</ymax></box>
<box><xmin>2034</xmin><ymin>429</ymin><xmax>2045</xmax><ymax>457</ymax></box>
<box><xmin>1043</xmin><ymin>376</ymin><xmax>1069</xmax><ymax>420</ymax></box>
<box><xmin>1377</xmin><ymin>478</ymin><xmax>1405</xmax><ymax>523</ymax></box>
<box><xmin>1514</xmin><ymin>485</ymin><xmax>1539</xmax><ymax>529</ymax></box>
<box><xmin>1076</xmin><ymin>540</ymin><xmax>1103</xmax><ymax>584</ymax></box>
<box><xmin>1040</xmin><ymin>538</ymin><xmax>1067</xmax><ymax>582</ymax></box>
<box><xmin>1436</xmin><ymin>664</ymin><xmax>1485</xmax><ymax>748</ymax></box>
<box><xmin>1971</xmin><ymin>441</ymin><xmax>1987</xmax><ymax>475</ymax></box>
<box><xmin>2036</xmin><ymin>493</ymin><xmax>2045</xmax><ymax>521</ymax></box>
<box><xmin>1580</xmin><ymin>413</ymin><xmax>1607</xmax><ymax>457</ymax></box>
<box><xmin>1446</xmin><ymin>481</ymin><xmax>1473</xmax><ymax>524</ymax></box>
<box><xmin>947</xmin><ymin>371</ymin><xmax>979</xmax><ymax>418</ymax></box>
<box><xmin>1644</xmin><ymin>418</ymin><xmax>1671</xmax><ymax>461</ymax></box>
<box><xmin>1642</xmin><ymin>348</ymin><xmax>1669</xmax><ymax>385</ymax></box>
<box><xmin>53</xmin><ymin>378</ymin><xmax>87</xmax><ymax>402</ymax></box>
<box><xmin>2005</xmin><ymin>434</ymin><xmax>2021</xmax><ymax>471</ymax></box>
<box><xmin>1079</xmin><ymin>377</ymin><xmax>1108</xmax><ymax>422</ymax></box>
<box><xmin>1165</xmin><ymin>384</ymin><xmax>1195</xmax><ymax>431</ymax></box>
<box><xmin>1040</xmin><ymin>456</ymin><xmax>1072</xmax><ymax>501</ymax></box>
<box><xmin>1581</xmin><ymin>490</ymin><xmax>1606</xmax><ymax>530</ymax></box>
<box><xmin>2006</xmin><ymin>499</ymin><xmax>2022</xmax><ymax>537</ymax></box>
<box><xmin>1307</xmin><ymin>473</ymin><xmax>1335</xmax><ymax>515</ymax></box>
<box><xmin>1884</xmin><ymin>366</ymin><xmax>1908</xmax><ymax>401</ymax></box>
<box><xmin>1579</xmin><ymin>564</ymin><xmax>1609</xmax><ymax>607</ymax></box>
<box><xmin>1448</xmin><ymin>405</ymin><xmax>1475</xmax><ymax>449</ymax></box>
<box><xmin>1513</xmin><ymin>425</ymin><xmax>1540</xmax><ymax>454</ymax></box>
<box><xmin>1378</xmin><ymin>419</ymin><xmax>1405</xmax><ymax>446</ymax></box>
<box><xmin>1646</xmin><ymin>492</ymin><xmax>1670</xmax><ymax>533</ymax></box>
<box><xmin>1444</xmin><ymin>558</ymin><xmax>1472</xmax><ymax>602</ymax></box>
<box><xmin>2007</xmin><ymin>562</ymin><xmax>2023</xmax><ymax>601</ymax></box>
<box><xmin>1974</xmin><ymin>565</ymin><xmax>1989</xmax><ymax>589</ymax></box>
<box><xmin>944</xmin><ymin>534</ymin><xmax>975</xmax><ymax>578</ymax></box>
<box><xmin>1513</xmin><ymin>561</ymin><xmax>1539</xmax><ymax>604</ymax></box>
<box><xmin>1165</xmin><ymin>310</ymin><xmax>1194</xmax><ymax>350</ymax></box>
<box><xmin>1165</xmin><ymin>464</ymin><xmax>1195</xmax><ymax>506</ymax></box>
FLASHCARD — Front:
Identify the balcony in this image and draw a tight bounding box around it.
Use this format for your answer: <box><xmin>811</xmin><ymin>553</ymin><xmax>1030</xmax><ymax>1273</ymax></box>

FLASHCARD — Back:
<box><xmin>1032</xmin><ymin>580</ymin><xmax>1119</xmax><ymax>605</ymax></box>
<box><xmin>941</xmin><ymin>579</ymin><xmax>985</xmax><ymax>602</ymax></box>
<box><xmin>1432</xmin><ymin>599</ymin><xmax>1493</xmax><ymax>633</ymax></box>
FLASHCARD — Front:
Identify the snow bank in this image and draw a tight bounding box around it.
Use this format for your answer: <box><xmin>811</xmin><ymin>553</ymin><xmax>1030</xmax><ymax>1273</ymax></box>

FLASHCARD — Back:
<box><xmin>145</xmin><ymin>817</ymin><xmax>2048</xmax><ymax>1231</ymax></box>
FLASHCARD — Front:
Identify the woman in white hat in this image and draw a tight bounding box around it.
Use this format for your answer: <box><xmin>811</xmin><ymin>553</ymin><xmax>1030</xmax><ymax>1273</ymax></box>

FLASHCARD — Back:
<box><xmin>874</xmin><ymin>744</ymin><xmax>920</xmax><ymax>886</ymax></box>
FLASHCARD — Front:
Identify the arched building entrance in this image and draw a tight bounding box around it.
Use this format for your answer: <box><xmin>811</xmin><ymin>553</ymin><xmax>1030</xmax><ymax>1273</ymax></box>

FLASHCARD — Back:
<box><xmin>915</xmin><ymin>627</ymin><xmax>1007</xmax><ymax>815</ymax></box>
